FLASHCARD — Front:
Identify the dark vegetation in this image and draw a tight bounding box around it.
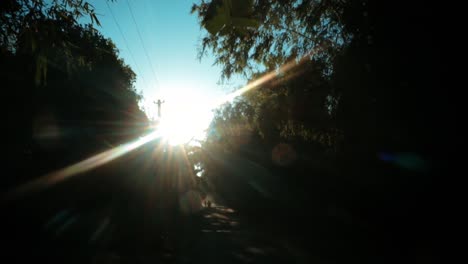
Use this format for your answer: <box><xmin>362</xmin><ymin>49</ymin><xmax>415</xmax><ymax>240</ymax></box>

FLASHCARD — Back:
<box><xmin>2</xmin><ymin>0</ymin><xmax>148</xmax><ymax>190</ymax></box>
<box><xmin>189</xmin><ymin>0</ymin><xmax>445</xmax><ymax>263</ymax></box>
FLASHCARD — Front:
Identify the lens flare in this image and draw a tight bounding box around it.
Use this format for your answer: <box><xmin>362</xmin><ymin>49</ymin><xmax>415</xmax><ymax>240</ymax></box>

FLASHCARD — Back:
<box><xmin>4</xmin><ymin>129</ymin><xmax>162</xmax><ymax>200</ymax></box>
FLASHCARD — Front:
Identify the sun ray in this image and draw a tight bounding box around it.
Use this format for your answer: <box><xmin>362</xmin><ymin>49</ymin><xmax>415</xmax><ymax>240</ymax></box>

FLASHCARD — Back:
<box><xmin>4</xmin><ymin>129</ymin><xmax>162</xmax><ymax>200</ymax></box>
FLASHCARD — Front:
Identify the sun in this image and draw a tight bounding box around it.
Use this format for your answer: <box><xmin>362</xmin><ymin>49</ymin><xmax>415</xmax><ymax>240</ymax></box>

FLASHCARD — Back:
<box><xmin>157</xmin><ymin>113</ymin><xmax>206</xmax><ymax>145</ymax></box>
<box><xmin>151</xmin><ymin>92</ymin><xmax>214</xmax><ymax>146</ymax></box>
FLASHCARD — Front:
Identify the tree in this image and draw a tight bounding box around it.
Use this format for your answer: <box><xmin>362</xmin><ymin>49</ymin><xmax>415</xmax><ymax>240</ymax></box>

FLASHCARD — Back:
<box><xmin>191</xmin><ymin>0</ymin><xmax>348</xmax><ymax>153</ymax></box>
<box><xmin>1</xmin><ymin>0</ymin><xmax>103</xmax><ymax>85</ymax></box>
<box><xmin>192</xmin><ymin>1</ymin><xmax>444</xmax><ymax>262</ymax></box>
<box><xmin>1</xmin><ymin>0</ymin><xmax>148</xmax><ymax>188</ymax></box>
<box><xmin>191</xmin><ymin>0</ymin><xmax>349</xmax><ymax>79</ymax></box>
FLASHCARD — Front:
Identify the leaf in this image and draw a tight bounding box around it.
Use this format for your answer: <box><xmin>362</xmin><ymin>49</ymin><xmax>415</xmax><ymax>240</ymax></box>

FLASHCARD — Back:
<box><xmin>231</xmin><ymin>17</ymin><xmax>260</xmax><ymax>29</ymax></box>
<box><xmin>231</xmin><ymin>0</ymin><xmax>254</xmax><ymax>17</ymax></box>
<box><xmin>204</xmin><ymin>1</ymin><xmax>260</xmax><ymax>36</ymax></box>
<box><xmin>92</xmin><ymin>13</ymin><xmax>100</xmax><ymax>26</ymax></box>
<box><xmin>222</xmin><ymin>0</ymin><xmax>232</xmax><ymax>25</ymax></box>
<box><xmin>190</xmin><ymin>4</ymin><xmax>198</xmax><ymax>14</ymax></box>
<box><xmin>58</xmin><ymin>10</ymin><xmax>68</xmax><ymax>21</ymax></box>
<box><xmin>74</xmin><ymin>9</ymin><xmax>82</xmax><ymax>18</ymax></box>
<box><xmin>203</xmin><ymin>4</ymin><xmax>228</xmax><ymax>35</ymax></box>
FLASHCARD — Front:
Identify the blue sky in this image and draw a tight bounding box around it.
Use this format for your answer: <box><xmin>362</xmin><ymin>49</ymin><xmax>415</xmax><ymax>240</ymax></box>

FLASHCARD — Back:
<box><xmin>88</xmin><ymin>0</ymin><xmax>245</xmax><ymax>120</ymax></box>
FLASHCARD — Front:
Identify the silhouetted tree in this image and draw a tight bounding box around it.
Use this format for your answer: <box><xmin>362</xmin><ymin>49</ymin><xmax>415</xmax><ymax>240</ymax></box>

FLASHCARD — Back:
<box><xmin>191</xmin><ymin>1</ymin><xmax>444</xmax><ymax>262</ymax></box>
<box><xmin>1</xmin><ymin>0</ymin><xmax>148</xmax><ymax>189</ymax></box>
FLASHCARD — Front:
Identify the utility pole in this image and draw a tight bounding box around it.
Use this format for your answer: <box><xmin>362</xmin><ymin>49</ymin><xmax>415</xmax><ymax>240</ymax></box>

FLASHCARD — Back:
<box><xmin>154</xmin><ymin>99</ymin><xmax>165</xmax><ymax>118</ymax></box>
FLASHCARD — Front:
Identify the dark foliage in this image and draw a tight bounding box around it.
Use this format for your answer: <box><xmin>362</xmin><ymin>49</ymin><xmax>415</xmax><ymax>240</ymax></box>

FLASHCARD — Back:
<box><xmin>191</xmin><ymin>1</ymin><xmax>446</xmax><ymax>263</ymax></box>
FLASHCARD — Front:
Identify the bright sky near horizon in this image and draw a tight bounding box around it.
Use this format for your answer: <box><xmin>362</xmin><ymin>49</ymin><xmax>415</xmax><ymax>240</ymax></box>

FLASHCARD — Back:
<box><xmin>88</xmin><ymin>0</ymin><xmax>245</xmax><ymax>121</ymax></box>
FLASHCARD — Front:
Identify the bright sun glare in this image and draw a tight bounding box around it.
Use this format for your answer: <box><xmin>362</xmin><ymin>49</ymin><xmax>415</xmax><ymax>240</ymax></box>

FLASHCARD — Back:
<box><xmin>151</xmin><ymin>90</ymin><xmax>215</xmax><ymax>145</ymax></box>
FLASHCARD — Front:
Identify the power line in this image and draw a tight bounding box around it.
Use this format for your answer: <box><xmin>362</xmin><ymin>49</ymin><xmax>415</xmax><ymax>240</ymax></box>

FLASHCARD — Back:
<box><xmin>105</xmin><ymin>1</ymin><xmax>149</xmax><ymax>91</ymax></box>
<box><xmin>144</xmin><ymin>0</ymin><xmax>163</xmax><ymax>88</ymax></box>
<box><xmin>125</xmin><ymin>0</ymin><xmax>160</xmax><ymax>91</ymax></box>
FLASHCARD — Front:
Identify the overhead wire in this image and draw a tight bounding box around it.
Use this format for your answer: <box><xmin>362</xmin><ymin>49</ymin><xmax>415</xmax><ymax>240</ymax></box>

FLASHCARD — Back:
<box><xmin>105</xmin><ymin>0</ymin><xmax>150</xmax><ymax>91</ymax></box>
<box><xmin>125</xmin><ymin>0</ymin><xmax>160</xmax><ymax>91</ymax></box>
